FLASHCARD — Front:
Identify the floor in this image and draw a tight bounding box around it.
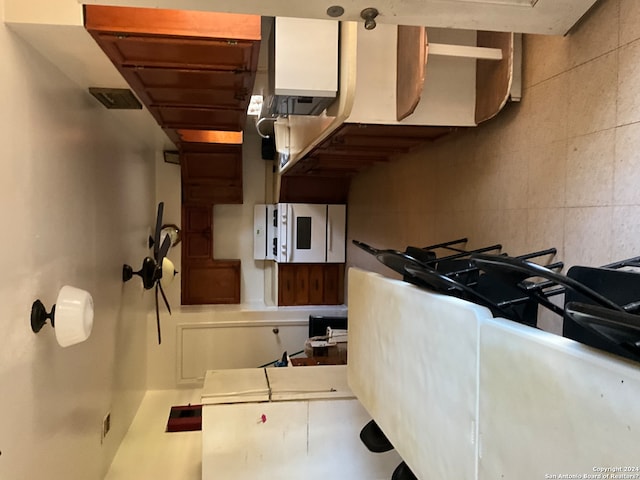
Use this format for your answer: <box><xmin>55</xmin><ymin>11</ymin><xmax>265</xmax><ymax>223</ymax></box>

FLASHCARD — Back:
<box><xmin>346</xmin><ymin>0</ymin><xmax>640</xmax><ymax>334</ymax></box>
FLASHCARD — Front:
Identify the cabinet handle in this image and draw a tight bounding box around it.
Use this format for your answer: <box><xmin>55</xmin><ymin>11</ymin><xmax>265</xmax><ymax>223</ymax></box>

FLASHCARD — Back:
<box><xmin>272</xmin><ymin>328</ymin><xmax>279</xmax><ymax>335</ymax></box>
<box><xmin>360</xmin><ymin>7</ymin><xmax>379</xmax><ymax>30</ymax></box>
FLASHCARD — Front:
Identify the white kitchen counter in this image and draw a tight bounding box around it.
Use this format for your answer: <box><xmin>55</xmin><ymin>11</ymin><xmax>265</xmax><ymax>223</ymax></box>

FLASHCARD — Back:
<box><xmin>348</xmin><ymin>267</ymin><xmax>640</xmax><ymax>480</ymax></box>
<box><xmin>201</xmin><ymin>368</ymin><xmax>270</xmax><ymax>404</ymax></box>
<box><xmin>201</xmin><ymin>364</ymin><xmax>353</xmax><ymax>404</ymax></box>
<box><xmin>348</xmin><ymin>267</ymin><xmax>487</xmax><ymax>480</ymax></box>
<box><xmin>201</xmin><ymin>365</ymin><xmax>401</xmax><ymax>479</ymax></box>
<box><xmin>479</xmin><ymin>319</ymin><xmax>640</xmax><ymax>479</ymax></box>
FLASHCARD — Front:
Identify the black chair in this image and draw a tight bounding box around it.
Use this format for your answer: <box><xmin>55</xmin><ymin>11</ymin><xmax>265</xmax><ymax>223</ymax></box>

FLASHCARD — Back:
<box><xmin>407</xmin><ymin>237</ymin><xmax>502</xmax><ymax>262</ymax></box>
<box><xmin>392</xmin><ymin>461</ymin><xmax>418</xmax><ymax>480</ymax></box>
<box><xmin>472</xmin><ymin>253</ymin><xmax>640</xmax><ymax>363</ymax></box>
<box><xmin>359</xmin><ymin>419</ymin><xmax>419</xmax><ymax>480</ymax></box>
<box><xmin>563</xmin><ymin>265</ymin><xmax>640</xmax><ymax>362</ymax></box>
<box><xmin>564</xmin><ymin>302</ymin><xmax>640</xmax><ymax>363</ymax></box>
<box><xmin>359</xmin><ymin>420</ymin><xmax>394</xmax><ymax>453</ymax></box>
<box><xmin>353</xmin><ymin>240</ymin><xmax>560</xmax><ymax>326</ymax></box>
<box><xmin>353</xmin><ymin>240</ymin><xmax>519</xmax><ymax>319</ymax></box>
<box><xmin>405</xmin><ymin>237</ymin><xmax>502</xmax><ymax>284</ymax></box>
<box><xmin>471</xmin><ymin>253</ymin><xmax>621</xmax><ymax>314</ymax></box>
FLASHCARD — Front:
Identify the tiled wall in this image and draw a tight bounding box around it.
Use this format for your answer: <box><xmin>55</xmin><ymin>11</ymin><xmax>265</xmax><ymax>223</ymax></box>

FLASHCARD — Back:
<box><xmin>347</xmin><ymin>0</ymin><xmax>640</xmax><ymax>333</ymax></box>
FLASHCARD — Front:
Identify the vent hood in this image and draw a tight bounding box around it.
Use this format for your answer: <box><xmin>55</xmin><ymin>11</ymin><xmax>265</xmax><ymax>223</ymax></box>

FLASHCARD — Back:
<box><xmin>263</xmin><ymin>17</ymin><xmax>339</xmax><ymax>116</ymax></box>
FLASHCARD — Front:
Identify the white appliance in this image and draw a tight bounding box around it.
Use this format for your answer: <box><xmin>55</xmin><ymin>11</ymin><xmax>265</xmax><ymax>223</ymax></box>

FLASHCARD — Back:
<box><xmin>254</xmin><ymin>203</ymin><xmax>346</xmax><ymax>263</ymax></box>
<box><xmin>253</xmin><ymin>204</ymin><xmax>278</xmax><ymax>261</ymax></box>
<box><xmin>263</xmin><ymin>17</ymin><xmax>339</xmax><ymax>116</ymax></box>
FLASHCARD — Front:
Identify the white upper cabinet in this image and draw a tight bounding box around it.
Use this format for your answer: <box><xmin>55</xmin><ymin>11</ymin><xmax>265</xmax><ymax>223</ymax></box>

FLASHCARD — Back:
<box><xmin>81</xmin><ymin>0</ymin><xmax>600</xmax><ymax>35</ymax></box>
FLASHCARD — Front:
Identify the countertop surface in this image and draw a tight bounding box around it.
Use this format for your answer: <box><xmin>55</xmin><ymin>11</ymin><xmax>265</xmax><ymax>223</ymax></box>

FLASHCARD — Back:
<box><xmin>347</xmin><ymin>267</ymin><xmax>640</xmax><ymax>479</ymax></box>
<box><xmin>202</xmin><ymin>364</ymin><xmax>353</xmax><ymax>405</ymax></box>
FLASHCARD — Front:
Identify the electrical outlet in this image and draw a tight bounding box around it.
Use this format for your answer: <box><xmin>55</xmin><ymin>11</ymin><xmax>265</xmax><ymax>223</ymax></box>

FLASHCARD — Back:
<box><xmin>101</xmin><ymin>412</ymin><xmax>111</xmax><ymax>443</ymax></box>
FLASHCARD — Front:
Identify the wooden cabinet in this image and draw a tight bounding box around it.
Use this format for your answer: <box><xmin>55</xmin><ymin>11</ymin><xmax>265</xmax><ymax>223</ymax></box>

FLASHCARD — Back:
<box><xmin>84</xmin><ymin>5</ymin><xmax>261</xmax><ymax>135</ymax></box>
<box><xmin>178</xmin><ymin>142</ymin><xmax>243</xmax><ymax>305</ymax></box>
<box><xmin>181</xmin><ymin>260</ymin><xmax>241</xmax><ymax>305</ymax></box>
<box><xmin>181</xmin><ymin>145</ymin><xmax>243</xmax><ymax>205</ymax></box>
<box><xmin>181</xmin><ymin>204</ymin><xmax>241</xmax><ymax>305</ymax></box>
<box><xmin>278</xmin><ymin>264</ymin><xmax>345</xmax><ymax>306</ymax></box>
<box><xmin>306</xmin><ymin>123</ymin><xmax>453</xmax><ymax>172</ymax></box>
<box><xmin>182</xmin><ymin>204</ymin><xmax>213</xmax><ymax>260</ymax></box>
<box><xmin>280</xmin><ymin>123</ymin><xmax>453</xmax><ymax>203</ymax></box>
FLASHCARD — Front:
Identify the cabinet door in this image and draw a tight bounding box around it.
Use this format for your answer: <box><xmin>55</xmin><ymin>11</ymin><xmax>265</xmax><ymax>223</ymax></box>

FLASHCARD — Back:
<box><xmin>278</xmin><ymin>264</ymin><xmax>345</xmax><ymax>306</ymax></box>
<box><xmin>181</xmin><ymin>149</ymin><xmax>242</xmax><ymax>183</ymax></box>
<box><xmin>151</xmin><ymin>105</ymin><xmax>247</xmax><ymax>132</ymax></box>
<box><xmin>181</xmin><ymin>146</ymin><xmax>243</xmax><ymax>205</ymax></box>
<box><xmin>182</xmin><ymin>204</ymin><xmax>212</xmax><ymax>260</ymax></box>
<box><xmin>181</xmin><ymin>260</ymin><xmax>241</xmax><ymax>304</ymax></box>
<box><xmin>183</xmin><ymin>184</ymin><xmax>243</xmax><ymax>205</ymax></box>
<box><xmin>277</xmin><ymin>265</ymin><xmax>296</xmax><ymax>306</ymax></box>
<box><xmin>294</xmin><ymin>264</ymin><xmax>310</xmax><ymax>305</ymax></box>
<box><xmin>88</xmin><ymin>33</ymin><xmax>258</xmax><ymax>72</ymax></box>
<box><xmin>121</xmin><ymin>67</ymin><xmax>252</xmax><ymax>110</ymax></box>
<box><xmin>323</xmin><ymin>264</ymin><xmax>344</xmax><ymax>305</ymax></box>
<box><xmin>309</xmin><ymin>265</ymin><xmax>325</xmax><ymax>305</ymax></box>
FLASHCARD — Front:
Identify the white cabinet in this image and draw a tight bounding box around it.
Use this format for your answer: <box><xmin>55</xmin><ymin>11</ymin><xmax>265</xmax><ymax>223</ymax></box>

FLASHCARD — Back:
<box><xmin>201</xmin><ymin>366</ymin><xmax>402</xmax><ymax>480</ymax></box>
<box><xmin>177</xmin><ymin>321</ymin><xmax>308</xmax><ymax>385</ymax></box>
<box><xmin>202</xmin><ymin>400</ymin><xmax>401</xmax><ymax>480</ymax></box>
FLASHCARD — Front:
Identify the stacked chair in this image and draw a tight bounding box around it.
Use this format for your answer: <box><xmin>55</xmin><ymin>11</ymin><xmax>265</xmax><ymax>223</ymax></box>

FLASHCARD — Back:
<box><xmin>471</xmin><ymin>253</ymin><xmax>640</xmax><ymax>363</ymax></box>
<box><xmin>353</xmin><ymin>238</ymin><xmax>563</xmax><ymax>327</ymax></box>
<box><xmin>354</xmin><ymin>238</ymin><xmax>563</xmax><ymax>479</ymax></box>
<box><xmin>354</xmin><ymin>238</ymin><xmax>640</xmax><ymax>478</ymax></box>
<box><xmin>354</xmin><ymin>236</ymin><xmax>640</xmax><ymax>360</ymax></box>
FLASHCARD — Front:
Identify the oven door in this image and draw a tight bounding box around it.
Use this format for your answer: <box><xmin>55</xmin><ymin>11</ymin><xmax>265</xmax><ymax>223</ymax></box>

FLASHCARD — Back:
<box><xmin>278</xmin><ymin>203</ymin><xmax>327</xmax><ymax>263</ymax></box>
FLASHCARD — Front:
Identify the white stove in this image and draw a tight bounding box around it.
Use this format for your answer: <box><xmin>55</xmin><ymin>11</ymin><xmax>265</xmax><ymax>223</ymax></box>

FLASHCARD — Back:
<box><xmin>254</xmin><ymin>203</ymin><xmax>346</xmax><ymax>263</ymax></box>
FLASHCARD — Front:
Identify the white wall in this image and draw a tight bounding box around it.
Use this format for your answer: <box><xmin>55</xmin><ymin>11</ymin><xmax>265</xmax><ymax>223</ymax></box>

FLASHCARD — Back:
<box><xmin>0</xmin><ymin>1</ymin><xmax>156</xmax><ymax>478</ymax></box>
<box><xmin>152</xmin><ymin>122</ymin><xmax>272</xmax><ymax>312</ymax></box>
<box><xmin>147</xmin><ymin>129</ymin><xmax>347</xmax><ymax>390</ymax></box>
<box><xmin>105</xmin><ymin>389</ymin><xmax>204</xmax><ymax>480</ymax></box>
<box><xmin>212</xmin><ymin>126</ymin><xmax>269</xmax><ymax>306</ymax></box>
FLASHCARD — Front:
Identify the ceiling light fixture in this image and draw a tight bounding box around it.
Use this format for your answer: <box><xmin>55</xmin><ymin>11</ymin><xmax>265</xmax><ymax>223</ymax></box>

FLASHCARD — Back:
<box><xmin>31</xmin><ymin>286</ymin><xmax>94</xmax><ymax>347</ymax></box>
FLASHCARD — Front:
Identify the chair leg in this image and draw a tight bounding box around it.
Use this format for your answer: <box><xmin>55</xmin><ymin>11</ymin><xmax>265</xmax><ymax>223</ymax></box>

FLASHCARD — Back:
<box><xmin>392</xmin><ymin>461</ymin><xmax>418</xmax><ymax>480</ymax></box>
<box><xmin>359</xmin><ymin>419</ymin><xmax>394</xmax><ymax>453</ymax></box>
<box><xmin>420</xmin><ymin>237</ymin><xmax>468</xmax><ymax>251</ymax></box>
